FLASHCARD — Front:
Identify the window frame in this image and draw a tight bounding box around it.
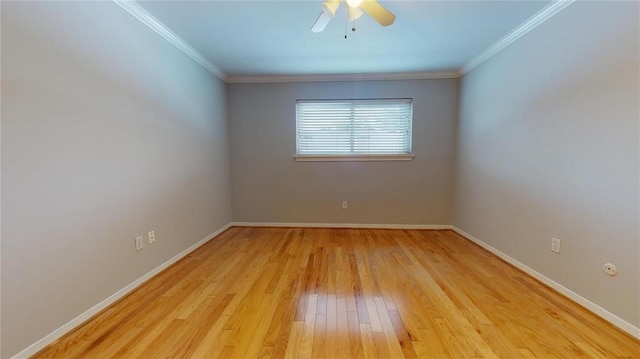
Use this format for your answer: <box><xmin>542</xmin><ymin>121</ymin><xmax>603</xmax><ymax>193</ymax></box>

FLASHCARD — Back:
<box><xmin>294</xmin><ymin>98</ymin><xmax>414</xmax><ymax>162</ymax></box>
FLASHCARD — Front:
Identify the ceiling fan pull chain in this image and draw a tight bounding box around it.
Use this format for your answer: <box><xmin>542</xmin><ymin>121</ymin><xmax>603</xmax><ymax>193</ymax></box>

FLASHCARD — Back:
<box><xmin>344</xmin><ymin>16</ymin><xmax>348</xmax><ymax>39</ymax></box>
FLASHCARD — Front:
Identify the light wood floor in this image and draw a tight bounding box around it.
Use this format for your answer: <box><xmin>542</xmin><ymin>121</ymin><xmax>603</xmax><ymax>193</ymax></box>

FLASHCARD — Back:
<box><xmin>34</xmin><ymin>227</ymin><xmax>639</xmax><ymax>358</ymax></box>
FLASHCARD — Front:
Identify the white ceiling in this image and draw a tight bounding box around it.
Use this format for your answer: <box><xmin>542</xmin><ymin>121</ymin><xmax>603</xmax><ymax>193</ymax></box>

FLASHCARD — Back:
<box><xmin>137</xmin><ymin>0</ymin><xmax>550</xmax><ymax>78</ymax></box>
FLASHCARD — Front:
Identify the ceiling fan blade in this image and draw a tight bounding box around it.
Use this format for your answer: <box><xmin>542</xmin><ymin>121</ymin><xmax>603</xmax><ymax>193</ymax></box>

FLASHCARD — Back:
<box><xmin>322</xmin><ymin>0</ymin><xmax>341</xmax><ymax>16</ymax></box>
<box><xmin>359</xmin><ymin>0</ymin><xmax>395</xmax><ymax>26</ymax></box>
<box><xmin>311</xmin><ymin>10</ymin><xmax>333</xmax><ymax>32</ymax></box>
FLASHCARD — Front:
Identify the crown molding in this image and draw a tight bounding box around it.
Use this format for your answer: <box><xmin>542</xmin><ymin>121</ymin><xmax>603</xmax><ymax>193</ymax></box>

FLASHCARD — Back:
<box><xmin>114</xmin><ymin>0</ymin><xmax>573</xmax><ymax>83</ymax></box>
<box><xmin>461</xmin><ymin>0</ymin><xmax>575</xmax><ymax>75</ymax></box>
<box><xmin>112</xmin><ymin>1</ymin><xmax>458</xmax><ymax>84</ymax></box>
<box><xmin>225</xmin><ymin>70</ymin><xmax>461</xmax><ymax>84</ymax></box>
<box><xmin>113</xmin><ymin>0</ymin><xmax>226</xmax><ymax>80</ymax></box>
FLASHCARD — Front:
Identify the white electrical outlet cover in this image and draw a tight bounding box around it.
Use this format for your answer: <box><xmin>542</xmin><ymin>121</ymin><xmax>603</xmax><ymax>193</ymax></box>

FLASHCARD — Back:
<box><xmin>602</xmin><ymin>263</ymin><xmax>618</xmax><ymax>276</ymax></box>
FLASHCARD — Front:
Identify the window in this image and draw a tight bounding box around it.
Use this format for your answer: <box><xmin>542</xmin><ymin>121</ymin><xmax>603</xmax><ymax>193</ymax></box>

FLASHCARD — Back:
<box><xmin>295</xmin><ymin>99</ymin><xmax>413</xmax><ymax>161</ymax></box>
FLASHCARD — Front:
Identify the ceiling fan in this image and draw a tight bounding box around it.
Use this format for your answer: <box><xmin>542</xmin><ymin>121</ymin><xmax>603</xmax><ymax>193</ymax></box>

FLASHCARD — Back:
<box><xmin>311</xmin><ymin>0</ymin><xmax>396</xmax><ymax>33</ymax></box>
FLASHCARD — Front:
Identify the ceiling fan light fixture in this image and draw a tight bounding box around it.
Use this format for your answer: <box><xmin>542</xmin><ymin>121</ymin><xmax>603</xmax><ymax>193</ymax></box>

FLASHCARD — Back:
<box><xmin>346</xmin><ymin>5</ymin><xmax>363</xmax><ymax>21</ymax></box>
<box><xmin>346</xmin><ymin>0</ymin><xmax>363</xmax><ymax>7</ymax></box>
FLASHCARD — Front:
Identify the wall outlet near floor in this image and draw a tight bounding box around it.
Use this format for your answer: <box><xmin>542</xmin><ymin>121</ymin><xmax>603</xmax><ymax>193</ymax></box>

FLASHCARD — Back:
<box><xmin>602</xmin><ymin>263</ymin><xmax>618</xmax><ymax>276</ymax></box>
<box><xmin>342</xmin><ymin>201</ymin><xmax>348</xmax><ymax>209</ymax></box>
<box><xmin>135</xmin><ymin>236</ymin><xmax>144</xmax><ymax>251</ymax></box>
<box><xmin>551</xmin><ymin>238</ymin><xmax>561</xmax><ymax>253</ymax></box>
<box><xmin>148</xmin><ymin>230</ymin><xmax>155</xmax><ymax>244</ymax></box>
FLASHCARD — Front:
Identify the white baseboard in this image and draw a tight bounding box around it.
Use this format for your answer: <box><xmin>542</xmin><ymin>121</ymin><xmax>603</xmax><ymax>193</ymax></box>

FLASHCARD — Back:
<box><xmin>13</xmin><ymin>222</ymin><xmax>638</xmax><ymax>358</ymax></box>
<box><xmin>230</xmin><ymin>221</ymin><xmax>450</xmax><ymax>230</ymax></box>
<box><xmin>11</xmin><ymin>223</ymin><xmax>233</xmax><ymax>359</ymax></box>
<box><xmin>450</xmin><ymin>226</ymin><xmax>640</xmax><ymax>340</ymax></box>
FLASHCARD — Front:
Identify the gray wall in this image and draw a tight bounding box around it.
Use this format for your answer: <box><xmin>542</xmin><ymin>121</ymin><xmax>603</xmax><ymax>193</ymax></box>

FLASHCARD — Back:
<box><xmin>452</xmin><ymin>1</ymin><xmax>639</xmax><ymax>327</ymax></box>
<box><xmin>228</xmin><ymin>80</ymin><xmax>459</xmax><ymax>225</ymax></box>
<box><xmin>1</xmin><ymin>2</ymin><xmax>231</xmax><ymax>357</ymax></box>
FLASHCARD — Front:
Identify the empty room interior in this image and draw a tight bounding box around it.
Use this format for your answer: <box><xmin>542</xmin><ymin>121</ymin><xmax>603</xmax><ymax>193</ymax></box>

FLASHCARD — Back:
<box><xmin>1</xmin><ymin>0</ymin><xmax>639</xmax><ymax>358</ymax></box>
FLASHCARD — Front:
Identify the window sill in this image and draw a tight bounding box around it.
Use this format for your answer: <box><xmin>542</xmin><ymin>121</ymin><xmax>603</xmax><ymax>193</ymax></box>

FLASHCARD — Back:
<box><xmin>294</xmin><ymin>154</ymin><xmax>414</xmax><ymax>162</ymax></box>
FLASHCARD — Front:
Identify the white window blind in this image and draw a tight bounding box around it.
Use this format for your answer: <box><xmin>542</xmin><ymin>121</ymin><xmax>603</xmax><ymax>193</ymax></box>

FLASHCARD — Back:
<box><xmin>296</xmin><ymin>99</ymin><xmax>413</xmax><ymax>158</ymax></box>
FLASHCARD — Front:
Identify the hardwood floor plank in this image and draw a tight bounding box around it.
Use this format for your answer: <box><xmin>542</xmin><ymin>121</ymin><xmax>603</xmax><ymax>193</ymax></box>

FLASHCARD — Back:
<box><xmin>387</xmin><ymin>310</ymin><xmax>418</xmax><ymax>358</ymax></box>
<box><xmin>373</xmin><ymin>296</ymin><xmax>406</xmax><ymax>358</ymax></box>
<box><xmin>326</xmin><ymin>294</ymin><xmax>339</xmax><ymax>359</ymax></box>
<box><xmin>347</xmin><ymin>310</ymin><xmax>365</xmax><ymax>358</ymax></box>
<box><xmin>216</xmin><ymin>345</ymin><xmax>235</xmax><ymax>359</ymax></box>
<box><xmin>312</xmin><ymin>314</ymin><xmax>327</xmax><ymax>359</ymax></box>
<box><xmin>299</xmin><ymin>293</ymin><xmax>318</xmax><ymax>358</ymax></box>
<box><xmin>336</xmin><ymin>297</ymin><xmax>351</xmax><ymax>358</ymax></box>
<box><xmin>32</xmin><ymin>228</ymin><xmax>640</xmax><ymax>359</ymax></box>
<box><xmin>359</xmin><ymin>324</ymin><xmax>377</xmax><ymax>359</ymax></box>
<box><xmin>262</xmin><ymin>268</ymin><xmax>304</xmax><ymax>349</ymax></box>
<box><xmin>189</xmin><ymin>314</ymin><xmax>231</xmax><ymax>358</ymax></box>
<box><xmin>283</xmin><ymin>321</ymin><xmax>304</xmax><ymax>359</ymax></box>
